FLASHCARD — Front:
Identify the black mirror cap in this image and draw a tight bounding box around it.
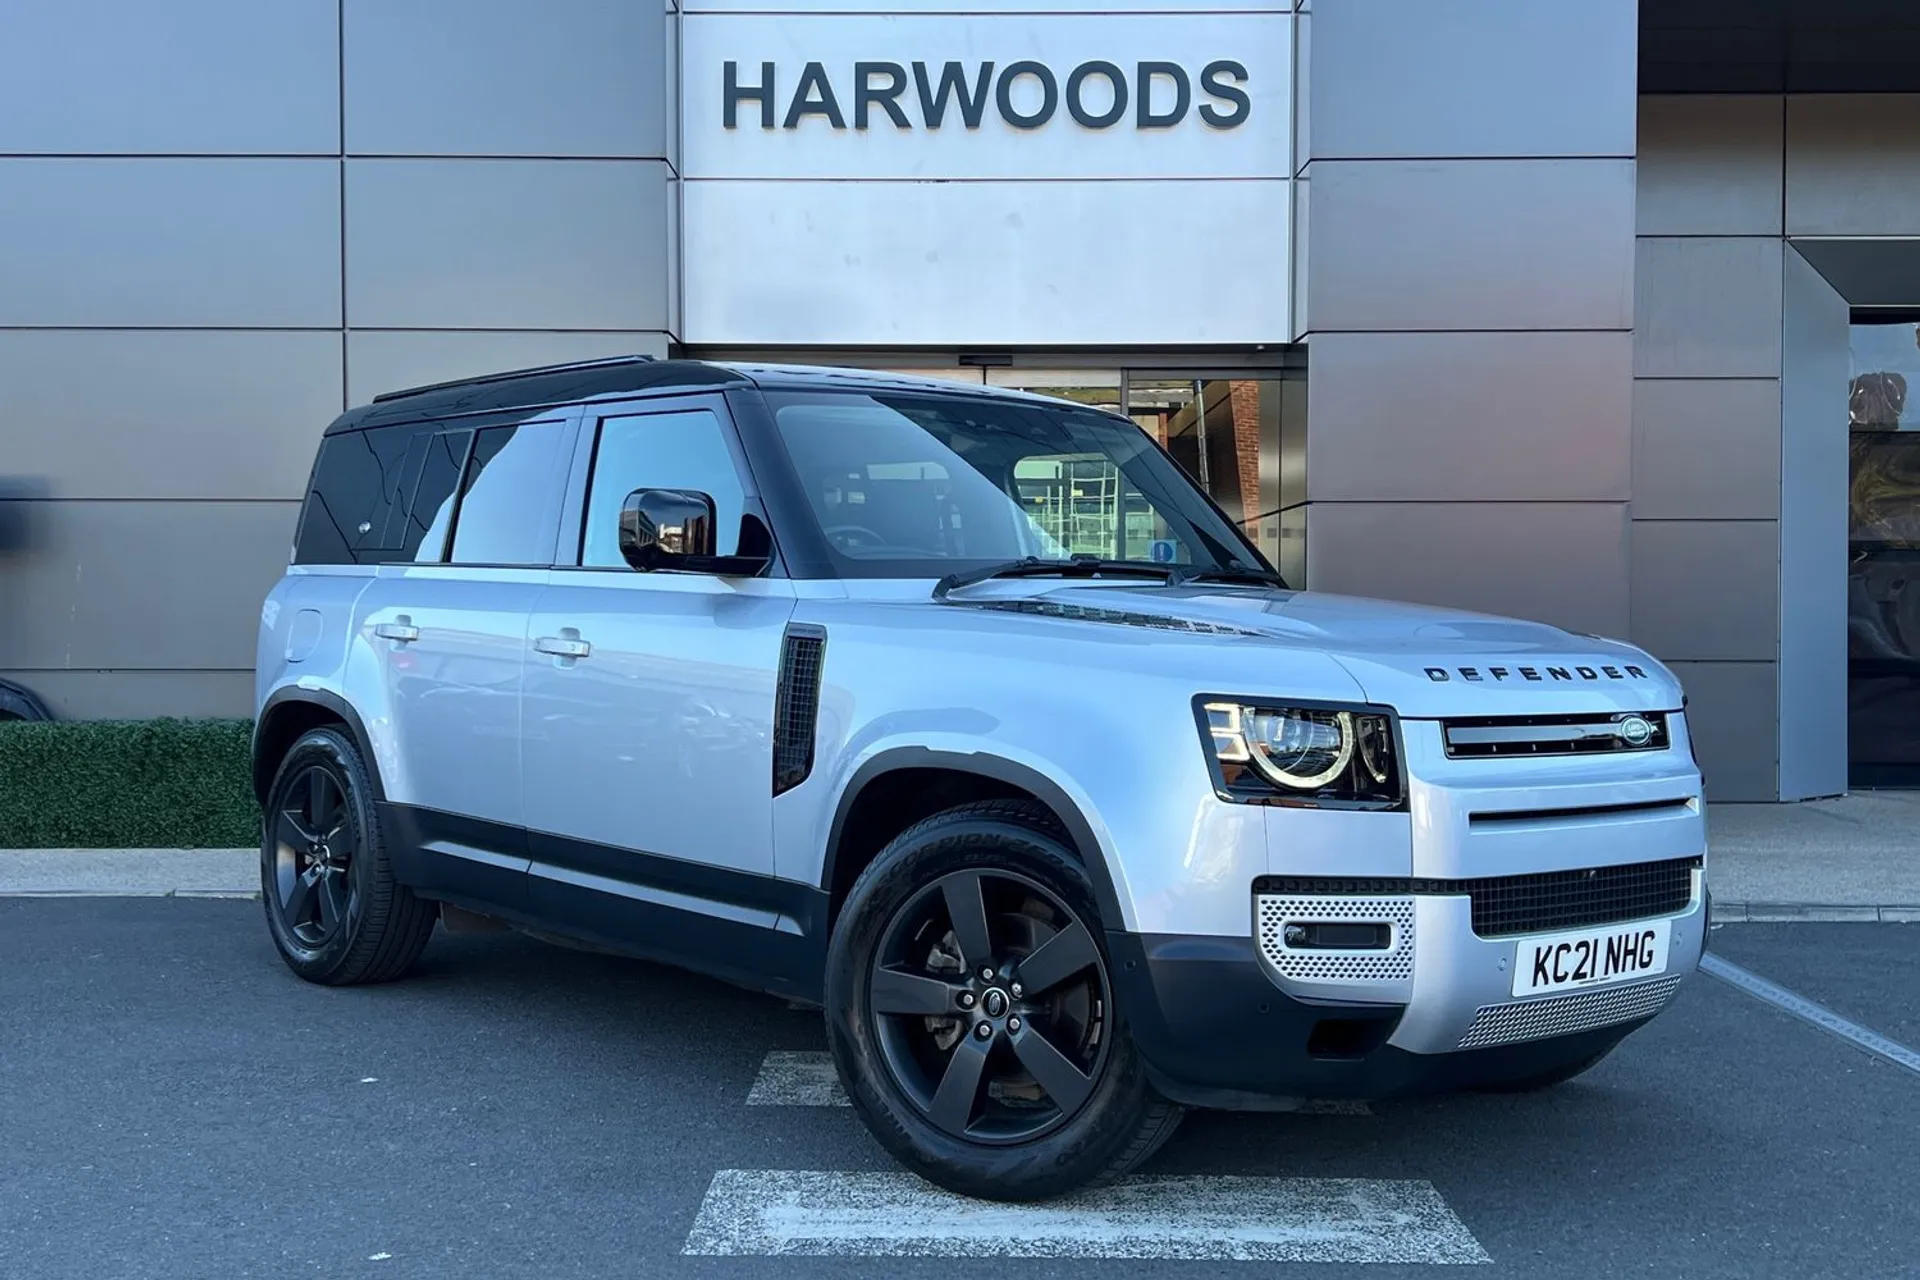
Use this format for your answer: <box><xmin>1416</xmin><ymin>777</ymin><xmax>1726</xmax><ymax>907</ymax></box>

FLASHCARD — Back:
<box><xmin>618</xmin><ymin>488</ymin><xmax>771</xmax><ymax>577</ymax></box>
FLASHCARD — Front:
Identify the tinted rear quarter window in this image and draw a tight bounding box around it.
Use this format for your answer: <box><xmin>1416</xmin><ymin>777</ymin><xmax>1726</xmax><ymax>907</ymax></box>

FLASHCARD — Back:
<box><xmin>293</xmin><ymin>427</ymin><xmax>417</xmax><ymax>565</ymax></box>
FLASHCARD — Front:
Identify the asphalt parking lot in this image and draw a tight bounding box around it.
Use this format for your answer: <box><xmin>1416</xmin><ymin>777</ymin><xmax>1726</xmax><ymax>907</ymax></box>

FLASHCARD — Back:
<box><xmin>2</xmin><ymin>899</ymin><xmax>1915</xmax><ymax>1280</ymax></box>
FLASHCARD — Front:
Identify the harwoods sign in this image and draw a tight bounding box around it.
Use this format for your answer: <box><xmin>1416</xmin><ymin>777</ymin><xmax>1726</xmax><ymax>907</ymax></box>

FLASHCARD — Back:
<box><xmin>722</xmin><ymin>59</ymin><xmax>1252</xmax><ymax>132</ymax></box>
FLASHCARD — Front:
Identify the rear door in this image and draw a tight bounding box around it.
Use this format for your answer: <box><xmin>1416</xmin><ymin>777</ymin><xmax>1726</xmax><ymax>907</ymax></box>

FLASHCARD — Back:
<box><xmin>520</xmin><ymin>394</ymin><xmax>799</xmax><ymax>959</ymax></box>
<box><xmin>350</xmin><ymin>410</ymin><xmax>579</xmax><ymax>908</ymax></box>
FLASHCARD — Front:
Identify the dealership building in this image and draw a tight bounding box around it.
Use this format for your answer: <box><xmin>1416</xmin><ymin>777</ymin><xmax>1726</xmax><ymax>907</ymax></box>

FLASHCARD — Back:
<box><xmin>2</xmin><ymin>0</ymin><xmax>1918</xmax><ymax>802</ymax></box>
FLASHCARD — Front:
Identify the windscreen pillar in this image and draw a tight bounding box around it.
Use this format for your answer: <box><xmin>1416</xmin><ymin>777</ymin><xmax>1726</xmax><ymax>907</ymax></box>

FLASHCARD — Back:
<box><xmin>1290</xmin><ymin>0</ymin><xmax>1639</xmax><ymax>640</ymax></box>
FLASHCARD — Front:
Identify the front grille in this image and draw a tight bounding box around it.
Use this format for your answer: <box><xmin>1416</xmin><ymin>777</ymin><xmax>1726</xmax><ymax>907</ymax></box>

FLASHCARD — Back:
<box><xmin>1457</xmin><ymin>975</ymin><xmax>1682</xmax><ymax>1050</ymax></box>
<box><xmin>1442</xmin><ymin>711</ymin><xmax>1671</xmax><ymax>759</ymax></box>
<box><xmin>1255</xmin><ymin>895</ymin><xmax>1415</xmax><ymax>984</ymax></box>
<box><xmin>1464</xmin><ymin>858</ymin><xmax>1698</xmax><ymax>938</ymax></box>
<box><xmin>1255</xmin><ymin>856</ymin><xmax>1700</xmax><ymax>940</ymax></box>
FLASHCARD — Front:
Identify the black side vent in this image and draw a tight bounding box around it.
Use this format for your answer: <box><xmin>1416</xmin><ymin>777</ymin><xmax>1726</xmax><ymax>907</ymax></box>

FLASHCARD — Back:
<box><xmin>773</xmin><ymin>624</ymin><xmax>827</xmax><ymax>796</ymax></box>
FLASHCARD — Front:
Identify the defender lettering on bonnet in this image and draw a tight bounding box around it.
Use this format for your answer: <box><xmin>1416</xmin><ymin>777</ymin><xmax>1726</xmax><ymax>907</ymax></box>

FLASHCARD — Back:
<box><xmin>1424</xmin><ymin>664</ymin><xmax>1650</xmax><ymax>683</ymax></box>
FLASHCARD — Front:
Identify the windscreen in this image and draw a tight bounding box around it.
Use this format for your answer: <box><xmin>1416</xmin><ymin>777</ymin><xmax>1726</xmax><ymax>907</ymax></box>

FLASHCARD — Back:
<box><xmin>760</xmin><ymin>388</ymin><xmax>1270</xmax><ymax>580</ymax></box>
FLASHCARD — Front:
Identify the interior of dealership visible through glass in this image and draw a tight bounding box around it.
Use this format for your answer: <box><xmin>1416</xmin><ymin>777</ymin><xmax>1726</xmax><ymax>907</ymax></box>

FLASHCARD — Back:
<box><xmin>1847</xmin><ymin>315</ymin><xmax>1920</xmax><ymax>787</ymax></box>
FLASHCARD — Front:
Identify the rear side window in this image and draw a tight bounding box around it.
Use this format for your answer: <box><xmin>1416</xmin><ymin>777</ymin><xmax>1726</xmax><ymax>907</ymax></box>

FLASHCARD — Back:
<box><xmin>296</xmin><ymin>418</ymin><xmax>568</xmax><ymax>566</ymax></box>
<box><xmin>293</xmin><ymin>427</ymin><xmax>417</xmax><ymax>565</ymax></box>
<box><xmin>403</xmin><ymin>428</ymin><xmax>472</xmax><ymax>563</ymax></box>
<box><xmin>446</xmin><ymin>423</ymin><xmax>567</xmax><ymax>566</ymax></box>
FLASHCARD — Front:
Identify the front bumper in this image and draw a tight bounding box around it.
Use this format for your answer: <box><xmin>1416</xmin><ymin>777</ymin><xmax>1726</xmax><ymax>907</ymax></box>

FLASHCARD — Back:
<box><xmin>1109</xmin><ymin>870</ymin><xmax>1707</xmax><ymax>1107</ymax></box>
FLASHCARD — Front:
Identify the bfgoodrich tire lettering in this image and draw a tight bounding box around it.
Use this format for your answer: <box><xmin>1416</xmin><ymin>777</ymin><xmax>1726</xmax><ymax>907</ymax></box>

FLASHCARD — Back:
<box><xmin>825</xmin><ymin>799</ymin><xmax>1182</xmax><ymax>1201</ymax></box>
<box><xmin>261</xmin><ymin>727</ymin><xmax>437</xmax><ymax>986</ymax></box>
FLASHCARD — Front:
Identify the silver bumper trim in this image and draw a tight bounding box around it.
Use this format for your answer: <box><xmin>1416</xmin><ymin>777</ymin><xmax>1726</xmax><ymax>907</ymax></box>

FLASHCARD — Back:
<box><xmin>1456</xmin><ymin>974</ymin><xmax>1684</xmax><ymax>1050</ymax></box>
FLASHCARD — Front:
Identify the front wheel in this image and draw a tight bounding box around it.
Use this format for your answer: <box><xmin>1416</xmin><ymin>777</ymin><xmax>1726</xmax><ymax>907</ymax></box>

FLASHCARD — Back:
<box><xmin>825</xmin><ymin>800</ymin><xmax>1182</xmax><ymax>1202</ymax></box>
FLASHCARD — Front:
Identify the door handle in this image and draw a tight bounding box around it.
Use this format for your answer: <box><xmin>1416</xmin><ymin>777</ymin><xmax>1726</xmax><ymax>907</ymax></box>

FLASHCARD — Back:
<box><xmin>374</xmin><ymin>618</ymin><xmax>420</xmax><ymax>643</ymax></box>
<box><xmin>534</xmin><ymin>634</ymin><xmax>591</xmax><ymax>659</ymax></box>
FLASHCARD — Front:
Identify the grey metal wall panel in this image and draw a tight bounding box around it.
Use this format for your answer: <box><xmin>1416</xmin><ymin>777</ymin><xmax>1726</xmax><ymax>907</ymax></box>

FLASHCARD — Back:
<box><xmin>1305</xmin><ymin>0</ymin><xmax>1635</xmax><ymax>161</ymax></box>
<box><xmin>0</xmin><ymin>331</ymin><xmax>343</xmax><ymax>501</ymax></box>
<box><xmin>1289</xmin><ymin>174</ymin><xmax>1310</xmax><ymax>341</ymax></box>
<box><xmin>1292</xmin><ymin>4</ymin><xmax>1310</xmax><ymax>175</ymax></box>
<box><xmin>665</xmin><ymin>7</ymin><xmax>682</xmax><ymax>174</ymax></box>
<box><xmin>1634</xmin><ymin>237</ymin><xmax>1784</xmax><ymax>379</ymax></box>
<box><xmin>1278</xmin><ymin>376</ymin><xmax>1307</xmax><ymax>512</ymax></box>
<box><xmin>1305</xmin><ymin>331</ymin><xmax>1631</xmax><ymax>502</ymax></box>
<box><xmin>1305</xmin><ymin>502</ymin><xmax>1630</xmax><ymax>638</ymax></box>
<box><xmin>1629</xmin><ymin>520</ymin><xmax>1781</xmax><ymax>662</ymax></box>
<box><xmin>0</xmin><ymin>501</ymin><xmax>296</xmax><ymax>671</ymax></box>
<box><xmin>344</xmin><ymin>0</ymin><xmax>670</xmax><ymax>158</ymax></box>
<box><xmin>1668</xmin><ymin>661</ymin><xmax>1777</xmax><ymax>801</ymax></box>
<box><xmin>1302</xmin><ymin>160</ymin><xmax>1636</xmax><ymax>333</ymax></box>
<box><xmin>1786</xmin><ymin>94</ymin><xmax>1920</xmax><ymax>237</ymax></box>
<box><xmin>1276</xmin><ymin>504</ymin><xmax>1306</xmax><ymax>592</ymax></box>
<box><xmin>1632</xmin><ymin>377</ymin><xmax>1784</xmax><ymax>521</ymax></box>
<box><xmin>0</xmin><ymin>160</ymin><xmax>342</xmax><ymax>328</ymax></box>
<box><xmin>1777</xmin><ymin>247</ymin><xmax>1850</xmax><ymax>800</ymax></box>
<box><xmin>0</xmin><ymin>0</ymin><xmax>339</xmax><ymax>155</ymax></box>
<box><xmin>1637</xmin><ymin>96</ymin><xmax>1784</xmax><ymax>238</ymax></box>
<box><xmin>347</xmin><ymin>331</ymin><xmax>672</xmax><ymax>406</ymax></box>
<box><xmin>345</xmin><ymin>160</ymin><xmax>671</xmax><ymax>330</ymax></box>
<box><xmin>0</xmin><ymin>670</ymin><xmax>255</xmax><ymax>721</ymax></box>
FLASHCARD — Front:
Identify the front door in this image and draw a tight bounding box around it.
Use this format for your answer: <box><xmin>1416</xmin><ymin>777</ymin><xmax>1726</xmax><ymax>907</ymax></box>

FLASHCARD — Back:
<box><xmin>520</xmin><ymin>396</ymin><xmax>798</xmax><ymax>961</ymax></box>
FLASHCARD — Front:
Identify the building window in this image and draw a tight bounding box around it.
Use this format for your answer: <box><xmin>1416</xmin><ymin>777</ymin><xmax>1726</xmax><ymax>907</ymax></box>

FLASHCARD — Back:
<box><xmin>1847</xmin><ymin>318</ymin><xmax>1920</xmax><ymax>786</ymax></box>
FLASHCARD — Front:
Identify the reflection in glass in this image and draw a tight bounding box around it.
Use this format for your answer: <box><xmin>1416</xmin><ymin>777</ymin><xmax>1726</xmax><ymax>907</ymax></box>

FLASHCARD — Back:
<box><xmin>1847</xmin><ymin>320</ymin><xmax>1920</xmax><ymax>786</ymax></box>
<box><xmin>1127</xmin><ymin>378</ymin><xmax>1286</xmax><ymax>570</ymax></box>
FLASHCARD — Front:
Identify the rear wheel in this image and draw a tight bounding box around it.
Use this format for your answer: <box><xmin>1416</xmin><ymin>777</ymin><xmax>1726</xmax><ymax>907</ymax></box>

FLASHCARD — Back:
<box><xmin>826</xmin><ymin>800</ymin><xmax>1182</xmax><ymax>1202</ymax></box>
<box><xmin>261</xmin><ymin>726</ymin><xmax>437</xmax><ymax>985</ymax></box>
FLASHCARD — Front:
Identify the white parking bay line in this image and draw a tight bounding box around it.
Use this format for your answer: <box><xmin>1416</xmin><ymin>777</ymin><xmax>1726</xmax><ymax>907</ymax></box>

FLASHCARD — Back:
<box><xmin>683</xmin><ymin>1170</ymin><xmax>1489</xmax><ymax>1263</ymax></box>
<box><xmin>1701</xmin><ymin>953</ymin><xmax>1920</xmax><ymax>1076</ymax></box>
<box><xmin>745</xmin><ymin>1050</ymin><xmax>1375</xmax><ymax>1114</ymax></box>
<box><xmin>747</xmin><ymin>1051</ymin><xmax>851</xmax><ymax>1107</ymax></box>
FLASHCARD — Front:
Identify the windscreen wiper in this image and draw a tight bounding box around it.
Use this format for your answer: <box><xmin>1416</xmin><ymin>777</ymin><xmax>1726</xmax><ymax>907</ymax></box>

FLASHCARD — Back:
<box><xmin>932</xmin><ymin>555</ymin><xmax>1176</xmax><ymax>600</ymax></box>
<box><xmin>1167</xmin><ymin>563</ymin><xmax>1290</xmax><ymax>590</ymax></box>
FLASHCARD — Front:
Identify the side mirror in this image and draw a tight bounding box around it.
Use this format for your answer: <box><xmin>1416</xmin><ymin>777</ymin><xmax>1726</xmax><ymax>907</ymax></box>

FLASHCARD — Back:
<box><xmin>618</xmin><ymin>489</ymin><xmax>770</xmax><ymax>576</ymax></box>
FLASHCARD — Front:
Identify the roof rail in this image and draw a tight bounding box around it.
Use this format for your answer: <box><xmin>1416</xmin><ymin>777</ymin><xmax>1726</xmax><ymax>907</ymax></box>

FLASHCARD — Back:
<box><xmin>369</xmin><ymin>353</ymin><xmax>658</xmax><ymax>403</ymax></box>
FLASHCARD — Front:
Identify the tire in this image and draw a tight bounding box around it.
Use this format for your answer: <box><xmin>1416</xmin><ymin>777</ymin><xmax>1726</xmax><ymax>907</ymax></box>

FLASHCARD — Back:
<box><xmin>0</xmin><ymin>677</ymin><xmax>51</xmax><ymax>722</ymax></box>
<box><xmin>260</xmin><ymin>726</ymin><xmax>437</xmax><ymax>985</ymax></box>
<box><xmin>1472</xmin><ymin>1044</ymin><xmax>1616</xmax><ymax>1094</ymax></box>
<box><xmin>825</xmin><ymin>799</ymin><xmax>1183</xmax><ymax>1202</ymax></box>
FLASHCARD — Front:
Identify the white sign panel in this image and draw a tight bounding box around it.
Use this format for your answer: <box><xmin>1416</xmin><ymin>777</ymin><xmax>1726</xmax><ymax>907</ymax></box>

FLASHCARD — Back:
<box><xmin>683</xmin><ymin>177</ymin><xmax>1292</xmax><ymax>346</ymax></box>
<box><xmin>682</xmin><ymin>14</ymin><xmax>1292</xmax><ymax>179</ymax></box>
<box><xmin>678</xmin><ymin>7</ymin><xmax>1296</xmax><ymax>347</ymax></box>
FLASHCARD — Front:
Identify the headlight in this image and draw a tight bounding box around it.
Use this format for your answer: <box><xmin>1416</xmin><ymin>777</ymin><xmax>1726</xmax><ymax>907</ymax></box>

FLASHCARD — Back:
<box><xmin>1199</xmin><ymin>698</ymin><xmax>1404</xmax><ymax>808</ymax></box>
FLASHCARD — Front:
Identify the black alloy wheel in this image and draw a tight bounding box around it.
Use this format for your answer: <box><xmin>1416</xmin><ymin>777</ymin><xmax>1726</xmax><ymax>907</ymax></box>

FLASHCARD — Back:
<box><xmin>260</xmin><ymin>726</ymin><xmax>437</xmax><ymax>985</ymax></box>
<box><xmin>272</xmin><ymin>764</ymin><xmax>358</xmax><ymax>948</ymax></box>
<box><xmin>826</xmin><ymin>799</ymin><xmax>1183</xmax><ymax>1202</ymax></box>
<box><xmin>868</xmin><ymin>867</ymin><xmax>1111</xmax><ymax>1145</ymax></box>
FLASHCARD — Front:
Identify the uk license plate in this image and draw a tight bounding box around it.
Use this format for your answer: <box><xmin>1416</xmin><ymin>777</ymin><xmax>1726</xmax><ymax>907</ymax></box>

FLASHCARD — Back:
<box><xmin>1511</xmin><ymin>919</ymin><xmax>1670</xmax><ymax>998</ymax></box>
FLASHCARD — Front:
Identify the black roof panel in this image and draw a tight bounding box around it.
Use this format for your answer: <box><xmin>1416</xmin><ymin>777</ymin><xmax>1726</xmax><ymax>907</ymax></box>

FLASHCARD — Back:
<box><xmin>321</xmin><ymin>356</ymin><xmax>1090</xmax><ymax>435</ymax></box>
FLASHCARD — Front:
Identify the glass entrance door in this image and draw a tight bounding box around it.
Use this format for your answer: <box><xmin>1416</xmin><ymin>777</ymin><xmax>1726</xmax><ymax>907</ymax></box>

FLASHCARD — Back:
<box><xmin>1848</xmin><ymin>318</ymin><xmax>1920</xmax><ymax>787</ymax></box>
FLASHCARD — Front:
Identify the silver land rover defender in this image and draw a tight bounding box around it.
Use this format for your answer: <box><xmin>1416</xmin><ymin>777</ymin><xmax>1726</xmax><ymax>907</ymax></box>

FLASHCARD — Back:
<box><xmin>254</xmin><ymin>356</ymin><xmax>1709</xmax><ymax>1202</ymax></box>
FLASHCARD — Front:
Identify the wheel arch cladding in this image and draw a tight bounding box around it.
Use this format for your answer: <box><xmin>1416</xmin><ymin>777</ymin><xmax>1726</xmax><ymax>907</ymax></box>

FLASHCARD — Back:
<box><xmin>253</xmin><ymin>690</ymin><xmax>386</xmax><ymax>807</ymax></box>
<box><xmin>822</xmin><ymin>748</ymin><xmax>1127</xmax><ymax>931</ymax></box>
